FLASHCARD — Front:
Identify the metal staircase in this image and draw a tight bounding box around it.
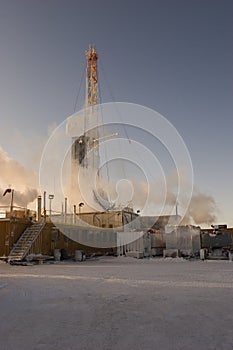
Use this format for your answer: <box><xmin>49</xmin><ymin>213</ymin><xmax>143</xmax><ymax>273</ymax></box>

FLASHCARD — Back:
<box><xmin>8</xmin><ymin>222</ymin><xmax>45</xmax><ymax>263</ymax></box>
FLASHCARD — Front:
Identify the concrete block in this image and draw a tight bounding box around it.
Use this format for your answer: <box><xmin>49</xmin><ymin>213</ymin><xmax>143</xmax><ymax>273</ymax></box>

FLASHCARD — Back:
<box><xmin>200</xmin><ymin>248</ymin><xmax>207</xmax><ymax>260</ymax></box>
<box><xmin>151</xmin><ymin>248</ymin><xmax>163</xmax><ymax>256</ymax></box>
<box><xmin>125</xmin><ymin>251</ymin><xmax>143</xmax><ymax>259</ymax></box>
<box><xmin>163</xmin><ymin>249</ymin><xmax>181</xmax><ymax>258</ymax></box>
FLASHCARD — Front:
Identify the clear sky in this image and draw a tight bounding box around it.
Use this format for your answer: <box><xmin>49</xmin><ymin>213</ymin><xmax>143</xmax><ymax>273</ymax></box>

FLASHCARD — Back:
<box><xmin>0</xmin><ymin>0</ymin><xmax>232</xmax><ymax>225</ymax></box>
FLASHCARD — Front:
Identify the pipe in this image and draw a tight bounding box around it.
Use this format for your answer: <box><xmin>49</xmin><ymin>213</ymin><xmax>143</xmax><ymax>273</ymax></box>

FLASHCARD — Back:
<box><xmin>43</xmin><ymin>191</ymin><xmax>46</xmax><ymax>221</ymax></box>
<box><xmin>73</xmin><ymin>205</ymin><xmax>77</xmax><ymax>224</ymax></box>
<box><xmin>37</xmin><ymin>196</ymin><xmax>42</xmax><ymax>221</ymax></box>
<box><xmin>64</xmin><ymin>197</ymin><xmax>67</xmax><ymax>223</ymax></box>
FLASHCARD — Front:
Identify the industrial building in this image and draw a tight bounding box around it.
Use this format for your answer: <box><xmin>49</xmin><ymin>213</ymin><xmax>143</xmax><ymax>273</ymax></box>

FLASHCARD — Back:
<box><xmin>1</xmin><ymin>46</ymin><xmax>232</xmax><ymax>264</ymax></box>
<box><xmin>0</xmin><ymin>203</ymin><xmax>232</xmax><ymax>264</ymax></box>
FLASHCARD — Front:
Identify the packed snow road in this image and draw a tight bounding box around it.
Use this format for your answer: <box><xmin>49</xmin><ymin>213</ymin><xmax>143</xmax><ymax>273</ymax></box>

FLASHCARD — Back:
<box><xmin>0</xmin><ymin>257</ymin><xmax>232</xmax><ymax>350</ymax></box>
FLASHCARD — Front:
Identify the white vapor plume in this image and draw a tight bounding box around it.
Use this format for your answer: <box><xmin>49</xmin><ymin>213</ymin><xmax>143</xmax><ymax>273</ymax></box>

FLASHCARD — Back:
<box><xmin>0</xmin><ymin>188</ymin><xmax>38</xmax><ymax>207</ymax></box>
<box><xmin>101</xmin><ymin>178</ymin><xmax>217</xmax><ymax>225</ymax></box>
<box><xmin>183</xmin><ymin>191</ymin><xmax>217</xmax><ymax>225</ymax></box>
<box><xmin>0</xmin><ymin>146</ymin><xmax>39</xmax><ymax>206</ymax></box>
<box><xmin>56</xmin><ymin>129</ymin><xmax>218</xmax><ymax>225</ymax></box>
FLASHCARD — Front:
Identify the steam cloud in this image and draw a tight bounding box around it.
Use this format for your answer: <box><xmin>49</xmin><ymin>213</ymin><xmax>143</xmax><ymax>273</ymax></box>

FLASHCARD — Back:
<box><xmin>183</xmin><ymin>191</ymin><xmax>217</xmax><ymax>225</ymax></box>
<box><xmin>0</xmin><ymin>188</ymin><xmax>38</xmax><ymax>207</ymax></box>
<box><xmin>0</xmin><ymin>147</ymin><xmax>39</xmax><ymax>207</ymax></box>
<box><xmin>64</xmin><ymin>158</ymin><xmax>217</xmax><ymax>226</ymax></box>
<box><xmin>117</xmin><ymin>183</ymin><xmax>216</xmax><ymax>226</ymax></box>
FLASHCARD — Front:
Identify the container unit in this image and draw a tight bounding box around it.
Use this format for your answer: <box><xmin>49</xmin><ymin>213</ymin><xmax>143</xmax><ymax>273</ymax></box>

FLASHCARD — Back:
<box><xmin>117</xmin><ymin>231</ymin><xmax>151</xmax><ymax>258</ymax></box>
<box><xmin>201</xmin><ymin>231</ymin><xmax>232</xmax><ymax>259</ymax></box>
<box><xmin>165</xmin><ymin>225</ymin><xmax>201</xmax><ymax>256</ymax></box>
<box><xmin>150</xmin><ymin>231</ymin><xmax>166</xmax><ymax>256</ymax></box>
<box><xmin>201</xmin><ymin>232</ymin><xmax>232</xmax><ymax>250</ymax></box>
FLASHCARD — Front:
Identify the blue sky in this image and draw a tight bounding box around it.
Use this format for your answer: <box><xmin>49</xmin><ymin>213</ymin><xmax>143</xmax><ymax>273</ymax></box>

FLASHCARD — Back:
<box><xmin>0</xmin><ymin>0</ymin><xmax>232</xmax><ymax>225</ymax></box>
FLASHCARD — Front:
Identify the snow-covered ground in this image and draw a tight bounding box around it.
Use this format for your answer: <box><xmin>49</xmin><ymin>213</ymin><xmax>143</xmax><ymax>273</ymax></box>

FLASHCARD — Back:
<box><xmin>0</xmin><ymin>257</ymin><xmax>233</xmax><ymax>350</ymax></box>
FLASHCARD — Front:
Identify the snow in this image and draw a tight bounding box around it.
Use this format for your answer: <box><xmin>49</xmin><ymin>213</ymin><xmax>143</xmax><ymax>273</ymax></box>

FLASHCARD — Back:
<box><xmin>0</xmin><ymin>257</ymin><xmax>233</xmax><ymax>350</ymax></box>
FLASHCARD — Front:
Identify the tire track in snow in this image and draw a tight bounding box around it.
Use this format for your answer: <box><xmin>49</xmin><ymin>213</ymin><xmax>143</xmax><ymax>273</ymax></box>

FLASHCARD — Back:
<box><xmin>1</xmin><ymin>273</ymin><xmax>233</xmax><ymax>289</ymax></box>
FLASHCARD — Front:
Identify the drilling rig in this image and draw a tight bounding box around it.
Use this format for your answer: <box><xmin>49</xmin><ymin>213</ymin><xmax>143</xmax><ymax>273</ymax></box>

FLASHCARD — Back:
<box><xmin>85</xmin><ymin>45</ymin><xmax>99</xmax><ymax>107</ymax></box>
<box><xmin>71</xmin><ymin>45</ymin><xmax>100</xmax><ymax>170</ymax></box>
<box><xmin>66</xmin><ymin>45</ymin><xmax>115</xmax><ymax>211</ymax></box>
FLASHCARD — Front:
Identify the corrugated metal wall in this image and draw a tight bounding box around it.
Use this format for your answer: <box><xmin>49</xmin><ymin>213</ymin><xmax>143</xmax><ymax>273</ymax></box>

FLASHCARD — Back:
<box><xmin>0</xmin><ymin>219</ymin><xmax>29</xmax><ymax>257</ymax></box>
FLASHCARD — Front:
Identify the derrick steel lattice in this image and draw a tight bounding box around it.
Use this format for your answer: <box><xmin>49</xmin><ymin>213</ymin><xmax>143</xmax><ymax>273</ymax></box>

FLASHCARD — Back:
<box><xmin>85</xmin><ymin>45</ymin><xmax>99</xmax><ymax>106</ymax></box>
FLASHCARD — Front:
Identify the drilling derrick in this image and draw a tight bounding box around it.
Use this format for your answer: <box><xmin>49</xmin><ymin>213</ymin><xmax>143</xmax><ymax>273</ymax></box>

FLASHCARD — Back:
<box><xmin>71</xmin><ymin>45</ymin><xmax>100</xmax><ymax>170</ymax></box>
<box><xmin>67</xmin><ymin>45</ymin><xmax>114</xmax><ymax>210</ymax></box>
<box><xmin>85</xmin><ymin>45</ymin><xmax>99</xmax><ymax>107</ymax></box>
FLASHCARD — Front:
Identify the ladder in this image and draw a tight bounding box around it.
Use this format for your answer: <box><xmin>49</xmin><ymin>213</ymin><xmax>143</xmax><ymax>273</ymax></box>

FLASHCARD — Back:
<box><xmin>8</xmin><ymin>222</ymin><xmax>45</xmax><ymax>263</ymax></box>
